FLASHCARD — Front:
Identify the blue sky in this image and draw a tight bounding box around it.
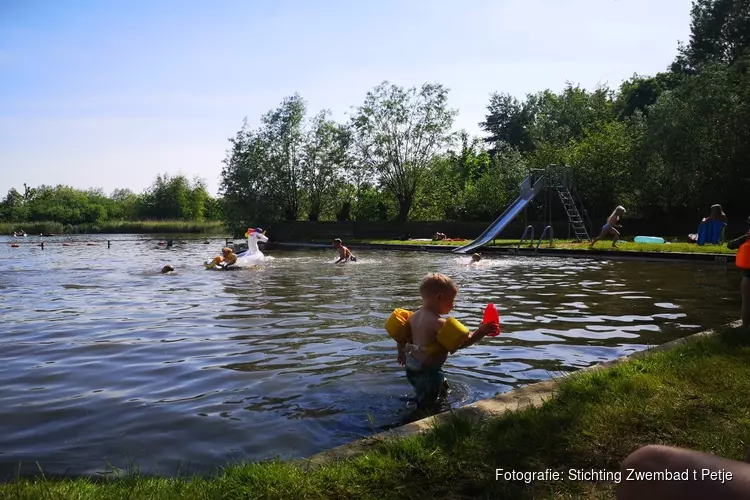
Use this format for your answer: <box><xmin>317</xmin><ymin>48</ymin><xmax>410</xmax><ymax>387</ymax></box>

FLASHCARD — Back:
<box><xmin>1</xmin><ymin>0</ymin><xmax>692</xmax><ymax>197</ymax></box>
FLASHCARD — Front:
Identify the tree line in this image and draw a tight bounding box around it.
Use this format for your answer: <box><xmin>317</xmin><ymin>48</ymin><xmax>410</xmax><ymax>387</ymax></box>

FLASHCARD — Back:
<box><xmin>0</xmin><ymin>174</ymin><xmax>221</xmax><ymax>227</ymax></box>
<box><xmin>220</xmin><ymin>0</ymin><xmax>750</xmax><ymax>233</ymax></box>
<box><xmin>3</xmin><ymin>1</ymin><xmax>746</xmax><ymax>232</ymax></box>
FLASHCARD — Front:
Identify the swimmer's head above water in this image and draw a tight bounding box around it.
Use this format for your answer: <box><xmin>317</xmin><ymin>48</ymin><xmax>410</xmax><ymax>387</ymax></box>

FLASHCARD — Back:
<box><xmin>161</xmin><ymin>264</ymin><xmax>175</xmax><ymax>274</ymax></box>
<box><xmin>471</xmin><ymin>253</ymin><xmax>482</xmax><ymax>262</ymax></box>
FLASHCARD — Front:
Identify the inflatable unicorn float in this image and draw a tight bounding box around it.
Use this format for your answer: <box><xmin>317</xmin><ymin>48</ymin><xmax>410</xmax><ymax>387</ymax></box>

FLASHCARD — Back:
<box><xmin>205</xmin><ymin>227</ymin><xmax>269</xmax><ymax>270</ymax></box>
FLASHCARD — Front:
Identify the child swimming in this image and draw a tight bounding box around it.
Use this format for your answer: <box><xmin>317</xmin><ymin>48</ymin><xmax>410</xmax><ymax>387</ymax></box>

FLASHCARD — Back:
<box><xmin>471</xmin><ymin>253</ymin><xmax>482</xmax><ymax>263</ymax></box>
<box><xmin>590</xmin><ymin>205</ymin><xmax>626</xmax><ymax>248</ymax></box>
<box><xmin>397</xmin><ymin>273</ymin><xmax>499</xmax><ymax>408</ymax></box>
<box><xmin>161</xmin><ymin>264</ymin><xmax>175</xmax><ymax>274</ymax></box>
<box><xmin>333</xmin><ymin>238</ymin><xmax>357</xmax><ymax>263</ymax></box>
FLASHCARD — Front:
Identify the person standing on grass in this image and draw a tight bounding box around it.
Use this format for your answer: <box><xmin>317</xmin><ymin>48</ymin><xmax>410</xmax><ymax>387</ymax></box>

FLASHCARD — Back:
<box><xmin>727</xmin><ymin>216</ymin><xmax>750</xmax><ymax>328</ymax></box>
<box><xmin>590</xmin><ymin>205</ymin><xmax>626</xmax><ymax>249</ymax></box>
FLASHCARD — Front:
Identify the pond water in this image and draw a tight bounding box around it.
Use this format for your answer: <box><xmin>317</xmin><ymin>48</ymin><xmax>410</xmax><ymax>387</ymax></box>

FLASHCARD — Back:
<box><xmin>0</xmin><ymin>234</ymin><xmax>742</xmax><ymax>478</ymax></box>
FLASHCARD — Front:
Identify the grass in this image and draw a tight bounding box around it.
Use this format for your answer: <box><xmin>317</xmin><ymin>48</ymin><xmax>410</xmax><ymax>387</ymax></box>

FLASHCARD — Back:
<box><xmin>4</xmin><ymin>324</ymin><xmax>750</xmax><ymax>499</ymax></box>
<box><xmin>0</xmin><ymin>220</ymin><xmax>227</xmax><ymax>235</ymax></box>
<box><xmin>318</xmin><ymin>238</ymin><xmax>737</xmax><ymax>254</ymax></box>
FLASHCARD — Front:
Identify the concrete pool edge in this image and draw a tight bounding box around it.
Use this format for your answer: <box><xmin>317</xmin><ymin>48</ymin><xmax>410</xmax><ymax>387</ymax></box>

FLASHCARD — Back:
<box><xmin>271</xmin><ymin>242</ymin><xmax>736</xmax><ymax>264</ymax></box>
<box><xmin>300</xmin><ymin>320</ymin><xmax>744</xmax><ymax>468</ymax></box>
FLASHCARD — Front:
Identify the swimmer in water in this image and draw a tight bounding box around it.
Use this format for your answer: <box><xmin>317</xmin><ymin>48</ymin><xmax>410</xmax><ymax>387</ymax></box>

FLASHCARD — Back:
<box><xmin>333</xmin><ymin>238</ymin><xmax>357</xmax><ymax>263</ymax></box>
<box><xmin>219</xmin><ymin>247</ymin><xmax>238</xmax><ymax>269</ymax></box>
<box><xmin>471</xmin><ymin>253</ymin><xmax>482</xmax><ymax>263</ymax></box>
<box><xmin>161</xmin><ymin>264</ymin><xmax>175</xmax><ymax>274</ymax></box>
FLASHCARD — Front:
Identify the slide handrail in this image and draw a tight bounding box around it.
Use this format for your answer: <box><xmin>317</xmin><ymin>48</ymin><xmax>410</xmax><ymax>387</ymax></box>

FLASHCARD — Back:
<box><xmin>536</xmin><ymin>225</ymin><xmax>553</xmax><ymax>251</ymax></box>
<box><xmin>518</xmin><ymin>225</ymin><xmax>535</xmax><ymax>250</ymax></box>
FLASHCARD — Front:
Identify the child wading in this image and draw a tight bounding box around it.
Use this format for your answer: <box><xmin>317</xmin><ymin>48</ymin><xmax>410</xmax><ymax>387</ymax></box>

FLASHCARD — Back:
<box><xmin>591</xmin><ymin>205</ymin><xmax>626</xmax><ymax>248</ymax></box>
<box><xmin>396</xmin><ymin>273</ymin><xmax>499</xmax><ymax>408</ymax></box>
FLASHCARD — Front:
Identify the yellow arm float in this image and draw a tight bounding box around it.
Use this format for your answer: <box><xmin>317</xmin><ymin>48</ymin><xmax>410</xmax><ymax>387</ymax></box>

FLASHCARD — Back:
<box><xmin>385</xmin><ymin>308</ymin><xmax>412</xmax><ymax>343</ymax></box>
<box><xmin>435</xmin><ymin>317</ymin><xmax>470</xmax><ymax>354</ymax></box>
<box><xmin>204</xmin><ymin>256</ymin><xmax>223</xmax><ymax>269</ymax></box>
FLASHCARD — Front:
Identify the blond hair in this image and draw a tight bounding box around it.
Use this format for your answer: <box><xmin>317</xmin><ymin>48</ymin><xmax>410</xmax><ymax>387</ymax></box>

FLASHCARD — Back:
<box><xmin>420</xmin><ymin>272</ymin><xmax>459</xmax><ymax>297</ymax></box>
<box><xmin>611</xmin><ymin>205</ymin><xmax>626</xmax><ymax>217</ymax></box>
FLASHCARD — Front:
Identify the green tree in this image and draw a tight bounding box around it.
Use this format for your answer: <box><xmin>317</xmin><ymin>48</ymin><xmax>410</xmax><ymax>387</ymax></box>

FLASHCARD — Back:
<box><xmin>351</xmin><ymin>81</ymin><xmax>457</xmax><ymax>221</ymax></box>
<box><xmin>302</xmin><ymin>111</ymin><xmax>351</xmax><ymax>221</ymax></box>
<box><xmin>220</xmin><ymin>121</ymin><xmax>273</xmax><ymax>233</ymax></box>
<box><xmin>681</xmin><ymin>0</ymin><xmax>750</xmax><ymax>69</ymax></box>
<box><xmin>261</xmin><ymin>94</ymin><xmax>306</xmax><ymax>221</ymax></box>
<box><xmin>480</xmin><ymin>92</ymin><xmax>535</xmax><ymax>153</ymax></box>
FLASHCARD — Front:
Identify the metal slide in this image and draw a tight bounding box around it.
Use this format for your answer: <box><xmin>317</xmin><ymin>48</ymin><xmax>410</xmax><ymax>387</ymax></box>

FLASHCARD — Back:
<box><xmin>453</xmin><ymin>174</ymin><xmax>546</xmax><ymax>254</ymax></box>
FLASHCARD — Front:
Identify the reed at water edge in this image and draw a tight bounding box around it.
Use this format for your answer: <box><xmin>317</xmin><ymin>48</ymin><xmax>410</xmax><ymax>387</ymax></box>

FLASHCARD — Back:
<box><xmin>0</xmin><ymin>220</ymin><xmax>227</xmax><ymax>235</ymax></box>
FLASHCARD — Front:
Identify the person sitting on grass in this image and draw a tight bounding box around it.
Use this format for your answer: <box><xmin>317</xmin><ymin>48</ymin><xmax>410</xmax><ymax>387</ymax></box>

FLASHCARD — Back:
<box><xmin>617</xmin><ymin>444</ymin><xmax>750</xmax><ymax>500</ymax></box>
<box><xmin>397</xmin><ymin>273</ymin><xmax>499</xmax><ymax>409</ymax></box>
<box><xmin>727</xmin><ymin>216</ymin><xmax>750</xmax><ymax>328</ymax></box>
<box><xmin>432</xmin><ymin>232</ymin><xmax>447</xmax><ymax>241</ymax></box>
<box><xmin>703</xmin><ymin>203</ymin><xmax>727</xmax><ymax>223</ymax></box>
<box><xmin>333</xmin><ymin>238</ymin><xmax>357</xmax><ymax>263</ymax></box>
<box><xmin>590</xmin><ymin>205</ymin><xmax>626</xmax><ymax>249</ymax></box>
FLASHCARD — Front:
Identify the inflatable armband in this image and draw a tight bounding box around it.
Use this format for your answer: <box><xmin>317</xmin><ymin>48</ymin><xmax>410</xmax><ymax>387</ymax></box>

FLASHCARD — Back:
<box><xmin>738</xmin><ymin>241</ymin><xmax>750</xmax><ymax>270</ymax></box>
<box><xmin>482</xmin><ymin>303</ymin><xmax>501</xmax><ymax>337</ymax></box>
<box><xmin>436</xmin><ymin>317</ymin><xmax>470</xmax><ymax>354</ymax></box>
<box><xmin>205</xmin><ymin>255</ymin><xmax>223</xmax><ymax>269</ymax></box>
<box><xmin>385</xmin><ymin>309</ymin><xmax>412</xmax><ymax>343</ymax></box>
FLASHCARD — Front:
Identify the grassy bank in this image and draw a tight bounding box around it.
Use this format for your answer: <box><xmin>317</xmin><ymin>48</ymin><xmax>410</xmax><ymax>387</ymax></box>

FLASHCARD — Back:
<box><xmin>321</xmin><ymin>238</ymin><xmax>737</xmax><ymax>254</ymax></box>
<box><xmin>4</xmin><ymin>324</ymin><xmax>750</xmax><ymax>499</ymax></box>
<box><xmin>1</xmin><ymin>220</ymin><xmax>226</xmax><ymax>235</ymax></box>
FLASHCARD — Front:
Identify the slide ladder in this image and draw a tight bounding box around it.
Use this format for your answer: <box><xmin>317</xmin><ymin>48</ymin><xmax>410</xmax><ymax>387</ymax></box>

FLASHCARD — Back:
<box><xmin>556</xmin><ymin>185</ymin><xmax>589</xmax><ymax>242</ymax></box>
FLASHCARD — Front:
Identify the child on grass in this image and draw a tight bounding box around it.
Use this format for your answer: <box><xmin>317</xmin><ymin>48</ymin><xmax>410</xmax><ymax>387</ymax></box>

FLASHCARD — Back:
<box><xmin>398</xmin><ymin>273</ymin><xmax>499</xmax><ymax>408</ymax></box>
<box><xmin>333</xmin><ymin>238</ymin><xmax>357</xmax><ymax>263</ymax></box>
<box><xmin>590</xmin><ymin>205</ymin><xmax>626</xmax><ymax>248</ymax></box>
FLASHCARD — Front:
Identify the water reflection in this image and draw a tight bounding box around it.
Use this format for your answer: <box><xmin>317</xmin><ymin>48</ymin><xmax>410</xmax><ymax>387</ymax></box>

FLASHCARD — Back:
<box><xmin>0</xmin><ymin>235</ymin><xmax>741</xmax><ymax>478</ymax></box>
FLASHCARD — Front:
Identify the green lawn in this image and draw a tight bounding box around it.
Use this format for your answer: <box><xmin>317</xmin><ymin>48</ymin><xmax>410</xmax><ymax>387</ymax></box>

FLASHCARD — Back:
<box><xmin>4</xmin><ymin>324</ymin><xmax>750</xmax><ymax>499</ymax></box>
<box><xmin>320</xmin><ymin>238</ymin><xmax>737</xmax><ymax>255</ymax></box>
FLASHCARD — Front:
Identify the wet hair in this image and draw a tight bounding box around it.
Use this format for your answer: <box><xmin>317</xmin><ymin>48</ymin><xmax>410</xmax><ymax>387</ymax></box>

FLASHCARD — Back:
<box><xmin>420</xmin><ymin>273</ymin><xmax>459</xmax><ymax>297</ymax></box>
<box><xmin>333</xmin><ymin>238</ymin><xmax>342</xmax><ymax>244</ymax></box>
<box><xmin>161</xmin><ymin>265</ymin><xmax>174</xmax><ymax>273</ymax></box>
<box><xmin>471</xmin><ymin>253</ymin><xmax>482</xmax><ymax>261</ymax></box>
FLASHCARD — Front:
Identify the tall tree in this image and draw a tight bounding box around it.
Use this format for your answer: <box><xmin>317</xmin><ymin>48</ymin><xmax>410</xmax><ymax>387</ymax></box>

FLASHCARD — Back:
<box><xmin>351</xmin><ymin>81</ymin><xmax>456</xmax><ymax>221</ymax></box>
<box><xmin>480</xmin><ymin>92</ymin><xmax>534</xmax><ymax>153</ymax></box>
<box><xmin>220</xmin><ymin>120</ymin><xmax>272</xmax><ymax>232</ymax></box>
<box><xmin>302</xmin><ymin>111</ymin><xmax>351</xmax><ymax>221</ymax></box>
<box><xmin>681</xmin><ymin>0</ymin><xmax>750</xmax><ymax>68</ymax></box>
<box><xmin>261</xmin><ymin>94</ymin><xmax>306</xmax><ymax>221</ymax></box>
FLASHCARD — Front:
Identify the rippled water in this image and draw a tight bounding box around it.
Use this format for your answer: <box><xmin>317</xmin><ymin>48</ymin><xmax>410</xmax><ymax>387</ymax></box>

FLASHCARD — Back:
<box><xmin>0</xmin><ymin>234</ymin><xmax>742</xmax><ymax>478</ymax></box>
